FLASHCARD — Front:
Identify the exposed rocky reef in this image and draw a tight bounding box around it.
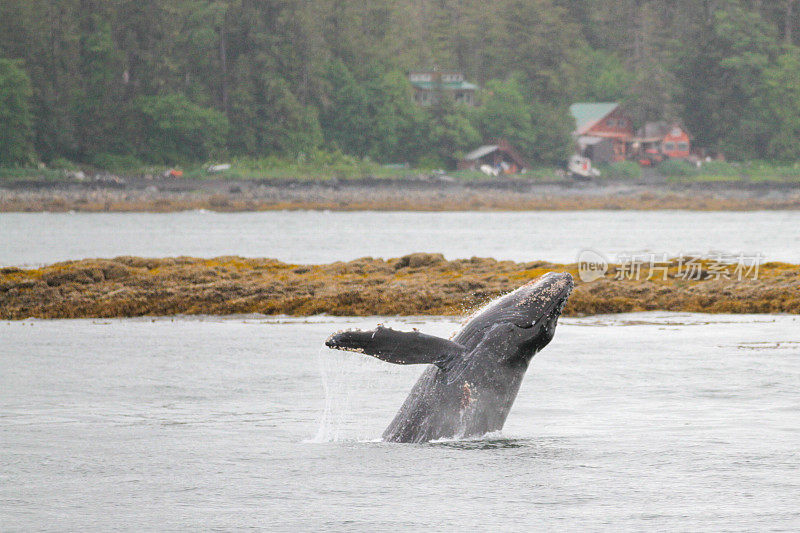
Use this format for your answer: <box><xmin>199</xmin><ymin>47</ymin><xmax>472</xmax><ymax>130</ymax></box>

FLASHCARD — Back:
<box><xmin>2</xmin><ymin>254</ymin><xmax>798</xmax><ymax>319</ymax></box>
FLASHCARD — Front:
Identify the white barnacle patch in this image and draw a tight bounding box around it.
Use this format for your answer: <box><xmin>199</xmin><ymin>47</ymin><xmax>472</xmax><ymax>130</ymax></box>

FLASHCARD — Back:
<box><xmin>338</xmin><ymin>346</ymin><xmax>366</xmax><ymax>354</ymax></box>
<box><xmin>324</xmin><ymin>330</ymin><xmax>343</xmax><ymax>344</ymax></box>
<box><xmin>516</xmin><ymin>274</ymin><xmax>573</xmax><ymax>308</ymax></box>
<box><xmin>325</xmin><ymin>328</ymin><xmax>368</xmax><ymax>354</ymax></box>
<box><xmin>325</xmin><ymin>327</ymin><xmax>353</xmax><ymax>340</ymax></box>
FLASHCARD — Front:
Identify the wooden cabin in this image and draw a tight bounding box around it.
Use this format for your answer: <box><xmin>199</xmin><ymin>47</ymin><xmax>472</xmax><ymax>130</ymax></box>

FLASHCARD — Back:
<box><xmin>570</xmin><ymin>102</ymin><xmax>634</xmax><ymax>162</ymax></box>
<box><xmin>457</xmin><ymin>138</ymin><xmax>527</xmax><ymax>174</ymax></box>
<box><xmin>571</xmin><ymin>103</ymin><xmax>694</xmax><ymax>164</ymax></box>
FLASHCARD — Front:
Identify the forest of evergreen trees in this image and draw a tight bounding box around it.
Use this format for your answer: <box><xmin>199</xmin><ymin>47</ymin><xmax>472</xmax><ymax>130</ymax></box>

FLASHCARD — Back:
<box><xmin>2</xmin><ymin>0</ymin><xmax>800</xmax><ymax>168</ymax></box>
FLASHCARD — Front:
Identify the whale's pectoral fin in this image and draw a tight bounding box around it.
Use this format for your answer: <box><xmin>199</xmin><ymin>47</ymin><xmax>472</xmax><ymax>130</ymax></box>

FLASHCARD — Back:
<box><xmin>325</xmin><ymin>326</ymin><xmax>465</xmax><ymax>369</ymax></box>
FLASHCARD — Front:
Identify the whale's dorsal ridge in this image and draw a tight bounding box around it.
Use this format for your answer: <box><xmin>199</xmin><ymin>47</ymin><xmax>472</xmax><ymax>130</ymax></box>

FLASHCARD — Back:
<box><xmin>326</xmin><ymin>326</ymin><xmax>466</xmax><ymax>369</ymax></box>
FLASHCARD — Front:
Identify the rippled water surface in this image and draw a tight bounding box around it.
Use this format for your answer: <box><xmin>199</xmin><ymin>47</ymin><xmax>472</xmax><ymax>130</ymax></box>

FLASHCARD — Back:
<box><xmin>3</xmin><ymin>210</ymin><xmax>800</xmax><ymax>265</ymax></box>
<box><xmin>2</xmin><ymin>314</ymin><xmax>798</xmax><ymax>530</ymax></box>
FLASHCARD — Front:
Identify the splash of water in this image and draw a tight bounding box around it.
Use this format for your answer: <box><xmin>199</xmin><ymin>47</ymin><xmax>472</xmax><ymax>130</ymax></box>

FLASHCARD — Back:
<box><xmin>309</xmin><ymin>346</ymin><xmax>353</xmax><ymax>442</ymax></box>
<box><xmin>308</xmin><ymin>345</ymin><xmax>391</xmax><ymax>442</ymax></box>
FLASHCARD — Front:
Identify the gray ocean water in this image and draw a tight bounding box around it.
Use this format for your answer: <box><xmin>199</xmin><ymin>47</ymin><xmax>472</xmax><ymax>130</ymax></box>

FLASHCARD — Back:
<box><xmin>2</xmin><ymin>314</ymin><xmax>799</xmax><ymax>531</ymax></box>
<box><xmin>3</xmin><ymin>210</ymin><xmax>800</xmax><ymax>266</ymax></box>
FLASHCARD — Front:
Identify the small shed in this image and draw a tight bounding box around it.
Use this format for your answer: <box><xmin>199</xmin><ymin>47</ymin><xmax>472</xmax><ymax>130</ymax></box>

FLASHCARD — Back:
<box><xmin>457</xmin><ymin>139</ymin><xmax>527</xmax><ymax>174</ymax></box>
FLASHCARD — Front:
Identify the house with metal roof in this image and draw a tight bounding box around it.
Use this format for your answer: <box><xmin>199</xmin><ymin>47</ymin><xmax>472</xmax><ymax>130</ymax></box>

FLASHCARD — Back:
<box><xmin>456</xmin><ymin>138</ymin><xmax>527</xmax><ymax>174</ymax></box>
<box><xmin>409</xmin><ymin>70</ymin><xmax>478</xmax><ymax>106</ymax></box>
<box><xmin>569</xmin><ymin>102</ymin><xmax>634</xmax><ymax>162</ymax></box>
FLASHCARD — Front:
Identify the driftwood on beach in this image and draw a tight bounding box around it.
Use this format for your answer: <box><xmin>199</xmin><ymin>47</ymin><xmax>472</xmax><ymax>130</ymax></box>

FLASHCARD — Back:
<box><xmin>1</xmin><ymin>254</ymin><xmax>799</xmax><ymax>320</ymax></box>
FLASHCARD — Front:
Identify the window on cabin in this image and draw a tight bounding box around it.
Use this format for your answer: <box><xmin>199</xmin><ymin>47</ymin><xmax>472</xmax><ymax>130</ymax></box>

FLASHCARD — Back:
<box><xmin>664</xmin><ymin>142</ymin><xmax>676</xmax><ymax>151</ymax></box>
<box><xmin>678</xmin><ymin>142</ymin><xmax>689</xmax><ymax>151</ymax></box>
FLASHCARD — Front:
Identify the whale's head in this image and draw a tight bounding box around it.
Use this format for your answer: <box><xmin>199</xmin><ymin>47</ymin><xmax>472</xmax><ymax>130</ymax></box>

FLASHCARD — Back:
<box><xmin>457</xmin><ymin>272</ymin><xmax>574</xmax><ymax>363</ymax></box>
<box><xmin>512</xmin><ymin>271</ymin><xmax>573</xmax><ymax>327</ymax></box>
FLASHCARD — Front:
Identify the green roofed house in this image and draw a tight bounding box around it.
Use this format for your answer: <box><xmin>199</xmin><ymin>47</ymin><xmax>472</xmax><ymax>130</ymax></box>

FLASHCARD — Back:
<box><xmin>569</xmin><ymin>102</ymin><xmax>634</xmax><ymax>162</ymax></box>
<box><xmin>409</xmin><ymin>70</ymin><xmax>478</xmax><ymax>106</ymax></box>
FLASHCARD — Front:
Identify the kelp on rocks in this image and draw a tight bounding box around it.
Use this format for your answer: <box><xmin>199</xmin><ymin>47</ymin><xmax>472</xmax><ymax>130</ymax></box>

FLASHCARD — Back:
<box><xmin>1</xmin><ymin>254</ymin><xmax>799</xmax><ymax>319</ymax></box>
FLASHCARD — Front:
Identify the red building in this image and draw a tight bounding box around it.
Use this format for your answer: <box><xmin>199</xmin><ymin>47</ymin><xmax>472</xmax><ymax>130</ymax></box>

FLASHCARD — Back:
<box><xmin>570</xmin><ymin>102</ymin><xmax>634</xmax><ymax>162</ymax></box>
<box><xmin>571</xmin><ymin>103</ymin><xmax>693</xmax><ymax>163</ymax></box>
<box><xmin>659</xmin><ymin>124</ymin><xmax>691</xmax><ymax>158</ymax></box>
<box><xmin>629</xmin><ymin>121</ymin><xmax>692</xmax><ymax>162</ymax></box>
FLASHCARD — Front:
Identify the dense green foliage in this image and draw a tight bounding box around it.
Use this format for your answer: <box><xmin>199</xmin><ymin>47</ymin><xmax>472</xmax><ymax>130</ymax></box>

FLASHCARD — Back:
<box><xmin>0</xmin><ymin>59</ymin><xmax>35</xmax><ymax>164</ymax></box>
<box><xmin>133</xmin><ymin>94</ymin><xmax>229</xmax><ymax>162</ymax></box>
<box><xmin>599</xmin><ymin>161</ymin><xmax>642</xmax><ymax>180</ymax></box>
<box><xmin>657</xmin><ymin>159</ymin><xmax>698</xmax><ymax>177</ymax></box>
<box><xmin>2</xmin><ymin>0</ymin><xmax>800</xmax><ymax>168</ymax></box>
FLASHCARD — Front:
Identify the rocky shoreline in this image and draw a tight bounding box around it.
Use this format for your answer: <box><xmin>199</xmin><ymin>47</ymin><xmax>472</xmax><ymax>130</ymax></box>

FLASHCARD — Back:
<box><xmin>2</xmin><ymin>254</ymin><xmax>798</xmax><ymax>320</ymax></box>
<box><xmin>3</xmin><ymin>177</ymin><xmax>800</xmax><ymax>211</ymax></box>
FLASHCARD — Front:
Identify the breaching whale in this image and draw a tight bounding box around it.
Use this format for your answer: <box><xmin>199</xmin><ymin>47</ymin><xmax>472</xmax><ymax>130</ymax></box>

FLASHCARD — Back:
<box><xmin>325</xmin><ymin>272</ymin><xmax>573</xmax><ymax>443</ymax></box>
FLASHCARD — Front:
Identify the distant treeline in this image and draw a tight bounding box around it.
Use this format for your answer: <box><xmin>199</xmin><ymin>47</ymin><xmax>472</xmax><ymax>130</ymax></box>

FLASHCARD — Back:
<box><xmin>1</xmin><ymin>0</ymin><xmax>800</xmax><ymax>168</ymax></box>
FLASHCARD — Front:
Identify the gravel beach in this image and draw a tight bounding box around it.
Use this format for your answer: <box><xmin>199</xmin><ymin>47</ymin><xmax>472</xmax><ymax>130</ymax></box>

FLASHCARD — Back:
<box><xmin>3</xmin><ymin>177</ymin><xmax>800</xmax><ymax>211</ymax></box>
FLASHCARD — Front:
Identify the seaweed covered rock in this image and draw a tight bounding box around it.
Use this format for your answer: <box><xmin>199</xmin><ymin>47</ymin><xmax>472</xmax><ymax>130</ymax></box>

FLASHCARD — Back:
<box><xmin>1</xmin><ymin>255</ymin><xmax>799</xmax><ymax>319</ymax></box>
<box><xmin>394</xmin><ymin>253</ymin><xmax>446</xmax><ymax>270</ymax></box>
